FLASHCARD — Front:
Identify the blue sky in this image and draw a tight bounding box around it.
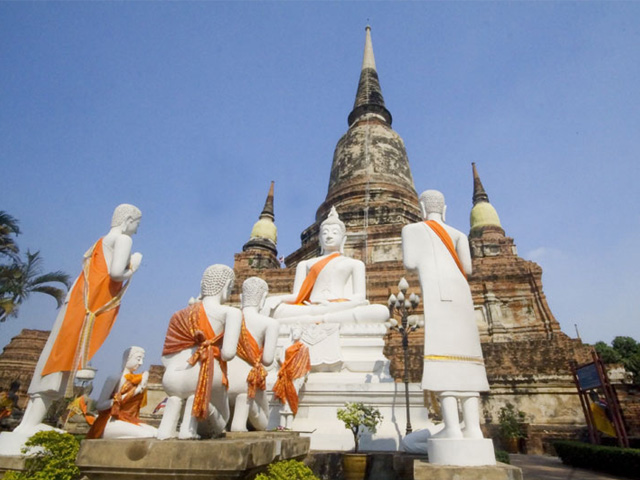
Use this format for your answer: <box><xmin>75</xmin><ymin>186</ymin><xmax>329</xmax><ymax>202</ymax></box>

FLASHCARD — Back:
<box><xmin>1</xmin><ymin>2</ymin><xmax>639</xmax><ymax>389</ymax></box>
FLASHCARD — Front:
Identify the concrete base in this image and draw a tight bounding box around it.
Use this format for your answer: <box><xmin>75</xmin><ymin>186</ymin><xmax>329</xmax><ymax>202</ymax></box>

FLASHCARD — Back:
<box><xmin>427</xmin><ymin>437</ymin><xmax>496</xmax><ymax>466</ymax></box>
<box><xmin>0</xmin><ymin>455</ymin><xmax>26</xmax><ymax>474</ymax></box>
<box><xmin>76</xmin><ymin>433</ymin><xmax>309</xmax><ymax>480</ymax></box>
<box><xmin>414</xmin><ymin>460</ymin><xmax>522</xmax><ymax>480</ymax></box>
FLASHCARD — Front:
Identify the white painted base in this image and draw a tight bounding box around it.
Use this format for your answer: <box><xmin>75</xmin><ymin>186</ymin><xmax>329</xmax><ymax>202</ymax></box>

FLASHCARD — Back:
<box><xmin>427</xmin><ymin>438</ymin><xmax>496</xmax><ymax>466</ymax></box>
<box><xmin>0</xmin><ymin>424</ymin><xmax>62</xmax><ymax>456</ymax></box>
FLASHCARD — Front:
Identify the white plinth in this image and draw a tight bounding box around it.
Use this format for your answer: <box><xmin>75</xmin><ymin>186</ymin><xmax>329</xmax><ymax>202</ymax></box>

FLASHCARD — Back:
<box><xmin>0</xmin><ymin>431</ymin><xmax>35</xmax><ymax>456</ymax></box>
<box><xmin>427</xmin><ymin>438</ymin><xmax>496</xmax><ymax>466</ymax></box>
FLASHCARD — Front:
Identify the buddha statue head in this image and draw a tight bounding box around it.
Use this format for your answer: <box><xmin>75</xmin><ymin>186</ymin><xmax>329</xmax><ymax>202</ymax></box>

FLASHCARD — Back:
<box><xmin>122</xmin><ymin>345</ymin><xmax>145</xmax><ymax>372</ymax></box>
<box><xmin>241</xmin><ymin>277</ymin><xmax>268</xmax><ymax>309</ymax></box>
<box><xmin>201</xmin><ymin>264</ymin><xmax>235</xmax><ymax>301</ymax></box>
<box><xmin>111</xmin><ymin>204</ymin><xmax>142</xmax><ymax>236</ymax></box>
<box><xmin>319</xmin><ymin>206</ymin><xmax>347</xmax><ymax>254</ymax></box>
<box><xmin>419</xmin><ymin>190</ymin><xmax>446</xmax><ymax>221</ymax></box>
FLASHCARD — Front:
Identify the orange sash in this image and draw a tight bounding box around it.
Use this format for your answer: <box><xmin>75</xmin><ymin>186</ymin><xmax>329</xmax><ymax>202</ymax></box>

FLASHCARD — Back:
<box><xmin>42</xmin><ymin>238</ymin><xmax>127</xmax><ymax>378</ymax></box>
<box><xmin>291</xmin><ymin>252</ymin><xmax>341</xmax><ymax>305</ymax></box>
<box><xmin>272</xmin><ymin>341</ymin><xmax>311</xmax><ymax>415</ymax></box>
<box><xmin>86</xmin><ymin>373</ymin><xmax>147</xmax><ymax>439</ymax></box>
<box><xmin>162</xmin><ymin>303</ymin><xmax>228</xmax><ymax>421</ymax></box>
<box><xmin>236</xmin><ymin>319</ymin><xmax>267</xmax><ymax>398</ymax></box>
<box><xmin>425</xmin><ymin>221</ymin><xmax>467</xmax><ymax>279</ymax></box>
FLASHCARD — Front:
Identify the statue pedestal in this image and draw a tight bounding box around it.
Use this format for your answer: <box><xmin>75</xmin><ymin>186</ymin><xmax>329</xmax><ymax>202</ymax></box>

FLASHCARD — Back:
<box><xmin>76</xmin><ymin>433</ymin><xmax>309</xmax><ymax>480</ymax></box>
<box><xmin>414</xmin><ymin>459</ymin><xmax>522</xmax><ymax>480</ymax></box>
<box><xmin>267</xmin><ymin>323</ymin><xmax>433</xmax><ymax>451</ymax></box>
<box><xmin>427</xmin><ymin>438</ymin><xmax>496</xmax><ymax>466</ymax></box>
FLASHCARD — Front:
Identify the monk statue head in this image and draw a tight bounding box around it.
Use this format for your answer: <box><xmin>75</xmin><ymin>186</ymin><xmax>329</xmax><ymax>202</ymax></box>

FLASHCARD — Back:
<box><xmin>419</xmin><ymin>190</ymin><xmax>446</xmax><ymax>221</ymax></box>
<box><xmin>111</xmin><ymin>204</ymin><xmax>142</xmax><ymax>236</ymax></box>
<box><xmin>319</xmin><ymin>206</ymin><xmax>347</xmax><ymax>254</ymax></box>
<box><xmin>122</xmin><ymin>345</ymin><xmax>145</xmax><ymax>373</ymax></box>
<box><xmin>291</xmin><ymin>326</ymin><xmax>302</xmax><ymax>342</ymax></box>
<box><xmin>201</xmin><ymin>264</ymin><xmax>235</xmax><ymax>301</ymax></box>
<box><xmin>241</xmin><ymin>277</ymin><xmax>268</xmax><ymax>309</ymax></box>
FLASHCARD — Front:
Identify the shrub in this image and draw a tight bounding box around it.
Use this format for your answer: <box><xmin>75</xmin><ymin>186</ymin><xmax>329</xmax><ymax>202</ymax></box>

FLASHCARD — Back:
<box><xmin>1</xmin><ymin>430</ymin><xmax>81</xmax><ymax>480</ymax></box>
<box><xmin>336</xmin><ymin>402</ymin><xmax>383</xmax><ymax>453</ymax></box>
<box><xmin>554</xmin><ymin>440</ymin><xmax>640</xmax><ymax>479</ymax></box>
<box><xmin>254</xmin><ymin>459</ymin><xmax>319</xmax><ymax>480</ymax></box>
<box><xmin>494</xmin><ymin>449</ymin><xmax>510</xmax><ymax>464</ymax></box>
<box><xmin>497</xmin><ymin>402</ymin><xmax>526</xmax><ymax>439</ymax></box>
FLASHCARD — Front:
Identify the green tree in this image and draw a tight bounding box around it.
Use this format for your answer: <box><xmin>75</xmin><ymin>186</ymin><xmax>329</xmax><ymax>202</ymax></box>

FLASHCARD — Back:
<box><xmin>0</xmin><ymin>251</ymin><xmax>70</xmax><ymax>322</ymax></box>
<box><xmin>0</xmin><ymin>211</ymin><xmax>21</xmax><ymax>260</ymax></box>
<box><xmin>336</xmin><ymin>402</ymin><xmax>383</xmax><ymax>453</ymax></box>
<box><xmin>595</xmin><ymin>336</ymin><xmax>640</xmax><ymax>385</ymax></box>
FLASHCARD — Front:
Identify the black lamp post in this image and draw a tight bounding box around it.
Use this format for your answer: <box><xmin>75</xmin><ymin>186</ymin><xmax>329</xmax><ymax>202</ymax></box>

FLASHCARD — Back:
<box><xmin>387</xmin><ymin>277</ymin><xmax>422</xmax><ymax>435</ymax></box>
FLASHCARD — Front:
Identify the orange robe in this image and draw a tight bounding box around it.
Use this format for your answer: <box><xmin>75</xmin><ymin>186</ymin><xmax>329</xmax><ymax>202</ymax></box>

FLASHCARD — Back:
<box><xmin>291</xmin><ymin>252</ymin><xmax>341</xmax><ymax>305</ymax></box>
<box><xmin>272</xmin><ymin>341</ymin><xmax>311</xmax><ymax>415</ymax></box>
<box><xmin>424</xmin><ymin>220</ymin><xmax>466</xmax><ymax>279</ymax></box>
<box><xmin>42</xmin><ymin>238</ymin><xmax>127</xmax><ymax>377</ymax></box>
<box><xmin>236</xmin><ymin>320</ymin><xmax>267</xmax><ymax>398</ymax></box>
<box><xmin>162</xmin><ymin>303</ymin><xmax>228</xmax><ymax>421</ymax></box>
<box><xmin>86</xmin><ymin>373</ymin><xmax>147</xmax><ymax>439</ymax></box>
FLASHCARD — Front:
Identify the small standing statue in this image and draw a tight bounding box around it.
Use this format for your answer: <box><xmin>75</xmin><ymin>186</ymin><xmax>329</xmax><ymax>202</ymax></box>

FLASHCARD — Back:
<box><xmin>86</xmin><ymin>346</ymin><xmax>157</xmax><ymax>439</ymax></box>
<box><xmin>157</xmin><ymin>265</ymin><xmax>242</xmax><ymax>440</ymax></box>
<box><xmin>273</xmin><ymin>327</ymin><xmax>311</xmax><ymax>429</ymax></box>
<box><xmin>401</xmin><ymin>190</ymin><xmax>494</xmax><ymax>465</ymax></box>
<box><xmin>0</xmin><ymin>204</ymin><xmax>142</xmax><ymax>455</ymax></box>
<box><xmin>228</xmin><ymin>277</ymin><xmax>279</xmax><ymax>431</ymax></box>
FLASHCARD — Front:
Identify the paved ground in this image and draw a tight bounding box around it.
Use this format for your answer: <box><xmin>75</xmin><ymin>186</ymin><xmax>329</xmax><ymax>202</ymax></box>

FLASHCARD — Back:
<box><xmin>510</xmin><ymin>454</ymin><xmax>628</xmax><ymax>480</ymax></box>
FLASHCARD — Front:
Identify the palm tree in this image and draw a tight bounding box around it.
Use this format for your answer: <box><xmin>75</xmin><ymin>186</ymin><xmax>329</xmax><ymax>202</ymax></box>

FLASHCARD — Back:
<box><xmin>0</xmin><ymin>250</ymin><xmax>71</xmax><ymax>322</ymax></box>
<box><xmin>0</xmin><ymin>211</ymin><xmax>21</xmax><ymax>260</ymax></box>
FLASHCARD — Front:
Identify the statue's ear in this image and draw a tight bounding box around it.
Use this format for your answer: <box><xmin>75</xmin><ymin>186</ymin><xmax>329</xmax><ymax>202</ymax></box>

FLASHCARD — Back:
<box><xmin>419</xmin><ymin>201</ymin><xmax>427</xmax><ymax>219</ymax></box>
<box><xmin>443</xmin><ymin>205</ymin><xmax>447</xmax><ymax>223</ymax></box>
<box><xmin>260</xmin><ymin>291</ymin><xmax>268</xmax><ymax>310</ymax></box>
<box><xmin>340</xmin><ymin>234</ymin><xmax>347</xmax><ymax>253</ymax></box>
<box><xmin>239</xmin><ymin>293</ymin><xmax>243</xmax><ymax>306</ymax></box>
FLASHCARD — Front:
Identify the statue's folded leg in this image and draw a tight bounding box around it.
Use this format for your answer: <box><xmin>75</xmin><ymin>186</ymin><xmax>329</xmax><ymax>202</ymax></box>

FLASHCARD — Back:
<box><xmin>247</xmin><ymin>391</ymin><xmax>269</xmax><ymax>431</ymax></box>
<box><xmin>230</xmin><ymin>393</ymin><xmax>249</xmax><ymax>432</ymax></box>
<box><xmin>157</xmin><ymin>396</ymin><xmax>182</xmax><ymax>440</ymax></box>
<box><xmin>13</xmin><ymin>393</ymin><xmax>57</xmax><ymax>434</ymax></box>
<box><xmin>207</xmin><ymin>389</ymin><xmax>230</xmax><ymax>436</ymax></box>
<box><xmin>178</xmin><ymin>395</ymin><xmax>200</xmax><ymax>440</ymax></box>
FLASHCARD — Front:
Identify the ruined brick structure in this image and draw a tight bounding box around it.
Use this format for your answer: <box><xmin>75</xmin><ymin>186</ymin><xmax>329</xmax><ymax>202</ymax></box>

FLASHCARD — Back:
<box><xmin>231</xmin><ymin>26</ymin><xmax>627</xmax><ymax>452</ymax></box>
<box><xmin>0</xmin><ymin>329</ymin><xmax>49</xmax><ymax>409</ymax></box>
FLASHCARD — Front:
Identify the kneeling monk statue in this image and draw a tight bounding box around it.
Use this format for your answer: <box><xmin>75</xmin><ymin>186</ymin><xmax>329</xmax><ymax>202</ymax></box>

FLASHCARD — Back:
<box><xmin>4</xmin><ymin>204</ymin><xmax>142</xmax><ymax>451</ymax></box>
<box><xmin>157</xmin><ymin>265</ymin><xmax>242</xmax><ymax>440</ymax></box>
<box><xmin>87</xmin><ymin>346</ymin><xmax>157</xmax><ymax>439</ymax></box>
<box><xmin>262</xmin><ymin>206</ymin><xmax>388</xmax><ymax>325</ymax></box>
<box><xmin>227</xmin><ymin>277</ymin><xmax>279</xmax><ymax>431</ymax></box>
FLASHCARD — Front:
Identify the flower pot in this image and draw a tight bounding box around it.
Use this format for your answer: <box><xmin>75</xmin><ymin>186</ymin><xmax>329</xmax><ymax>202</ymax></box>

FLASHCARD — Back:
<box><xmin>342</xmin><ymin>453</ymin><xmax>368</xmax><ymax>480</ymax></box>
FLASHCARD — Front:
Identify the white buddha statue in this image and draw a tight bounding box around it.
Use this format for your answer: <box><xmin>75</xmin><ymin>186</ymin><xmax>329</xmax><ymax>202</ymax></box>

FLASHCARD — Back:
<box><xmin>4</xmin><ymin>204</ymin><xmax>142</xmax><ymax>451</ymax></box>
<box><xmin>86</xmin><ymin>346</ymin><xmax>157</xmax><ymax>439</ymax></box>
<box><xmin>157</xmin><ymin>265</ymin><xmax>242</xmax><ymax>440</ymax></box>
<box><xmin>401</xmin><ymin>190</ymin><xmax>492</xmax><ymax>463</ymax></box>
<box><xmin>227</xmin><ymin>277</ymin><xmax>279</xmax><ymax>431</ymax></box>
<box><xmin>262</xmin><ymin>206</ymin><xmax>388</xmax><ymax>325</ymax></box>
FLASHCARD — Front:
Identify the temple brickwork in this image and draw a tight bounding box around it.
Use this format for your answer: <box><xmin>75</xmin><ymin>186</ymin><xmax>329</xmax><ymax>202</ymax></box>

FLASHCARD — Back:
<box><xmin>0</xmin><ymin>329</ymin><xmax>49</xmax><ymax>408</ymax></box>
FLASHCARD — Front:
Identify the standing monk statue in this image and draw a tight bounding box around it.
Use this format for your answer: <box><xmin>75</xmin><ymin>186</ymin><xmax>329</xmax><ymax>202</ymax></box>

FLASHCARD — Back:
<box><xmin>402</xmin><ymin>190</ymin><xmax>491</xmax><ymax>459</ymax></box>
<box><xmin>2</xmin><ymin>204</ymin><xmax>142</xmax><ymax>453</ymax></box>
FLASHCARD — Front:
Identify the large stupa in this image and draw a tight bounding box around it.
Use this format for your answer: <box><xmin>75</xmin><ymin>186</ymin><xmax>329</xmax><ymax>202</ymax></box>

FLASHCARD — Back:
<box><xmin>232</xmin><ymin>26</ymin><xmax>601</xmax><ymax>453</ymax></box>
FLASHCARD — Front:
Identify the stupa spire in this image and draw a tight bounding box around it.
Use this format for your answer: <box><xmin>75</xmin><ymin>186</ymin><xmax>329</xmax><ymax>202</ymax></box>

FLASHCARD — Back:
<box><xmin>347</xmin><ymin>26</ymin><xmax>392</xmax><ymax>127</ymax></box>
<box><xmin>472</xmin><ymin>162</ymin><xmax>490</xmax><ymax>205</ymax></box>
<box><xmin>260</xmin><ymin>180</ymin><xmax>275</xmax><ymax>221</ymax></box>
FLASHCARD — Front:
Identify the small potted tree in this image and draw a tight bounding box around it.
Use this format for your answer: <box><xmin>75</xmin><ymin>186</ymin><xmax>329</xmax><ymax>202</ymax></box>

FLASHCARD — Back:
<box><xmin>498</xmin><ymin>402</ymin><xmax>526</xmax><ymax>453</ymax></box>
<box><xmin>337</xmin><ymin>402</ymin><xmax>383</xmax><ymax>480</ymax></box>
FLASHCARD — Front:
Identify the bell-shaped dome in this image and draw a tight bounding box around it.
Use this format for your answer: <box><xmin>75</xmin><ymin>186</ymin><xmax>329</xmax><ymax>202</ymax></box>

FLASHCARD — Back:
<box><xmin>250</xmin><ymin>217</ymin><xmax>277</xmax><ymax>245</ymax></box>
<box><xmin>470</xmin><ymin>201</ymin><xmax>502</xmax><ymax>232</ymax></box>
